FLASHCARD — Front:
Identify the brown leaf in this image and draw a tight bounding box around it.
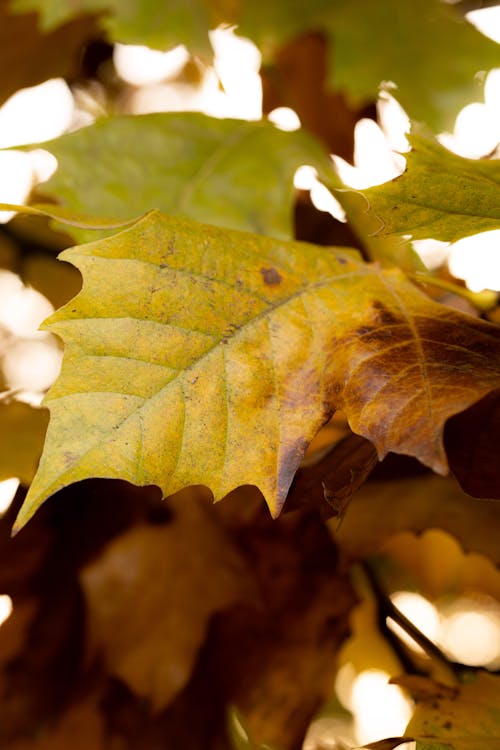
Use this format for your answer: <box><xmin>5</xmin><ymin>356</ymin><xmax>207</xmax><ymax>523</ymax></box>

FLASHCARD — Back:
<box><xmin>391</xmin><ymin>674</ymin><xmax>459</xmax><ymax>701</ymax></box>
<box><xmin>0</xmin><ymin>598</ymin><xmax>37</xmax><ymax>671</ymax></box>
<box><xmin>287</xmin><ymin>432</ymin><xmax>378</xmax><ymax>520</ymax></box>
<box><xmin>445</xmin><ymin>388</ymin><xmax>500</xmax><ymax>499</ymax></box>
<box><xmin>80</xmin><ymin>489</ymin><xmax>252</xmax><ymax>712</ymax></box>
<box><xmin>0</xmin><ymin>5</ymin><xmax>99</xmax><ymax>106</ymax></box>
<box><xmin>335</xmin><ymin>475</ymin><xmax>500</xmax><ymax>566</ymax></box>
<box><xmin>8</xmin><ymin>696</ymin><xmax>105</xmax><ymax>750</ymax></box>
<box><xmin>209</xmin><ymin>510</ymin><xmax>355</xmax><ymax>750</ymax></box>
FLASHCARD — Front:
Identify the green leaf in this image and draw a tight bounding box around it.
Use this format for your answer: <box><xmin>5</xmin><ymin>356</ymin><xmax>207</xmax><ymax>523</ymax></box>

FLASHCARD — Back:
<box><xmin>364</xmin><ymin>126</ymin><xmax>500</xmax><ymax>243</ymax></box>
<box><xmin>0</xmin><ymin>401</ymin><xmax>48</xmax><ymax>485</ymax></box>
<box><xmin>33</xmin><ymin>113</ymin><xmax>331</xmax><ymax>241</ymax></box>
<box><xmin>14</xmin><ymin>211</ymin><xmax>500</xmax><ymax>529</ymax></box>
<box><xmin>237</xmin><ymin>0</ymin><xmax>499</xmax><ymax>132</ymax></box>
<box><xmin>10</xmin><ymin>0</ymin><xmax>217</xmax><ymax>54</ymax></box>
<box><xmin>13</xmin><ymin>0</ymin><xmax>499</xmax><ymax>131</ymax></box>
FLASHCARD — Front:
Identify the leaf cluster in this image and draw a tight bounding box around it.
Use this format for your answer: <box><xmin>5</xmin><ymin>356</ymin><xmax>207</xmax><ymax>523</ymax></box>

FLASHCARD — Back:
<box><xmin>0</xmin><ymin>1</ymin><xmax>499</xmax><ymax>749</ymax></box>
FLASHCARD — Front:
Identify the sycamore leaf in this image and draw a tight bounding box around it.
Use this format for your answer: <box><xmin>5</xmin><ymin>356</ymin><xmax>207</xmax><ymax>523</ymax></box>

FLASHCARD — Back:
<box><xmin>364</xmin><ymin>127</ymin><xmax>500</xmax><ymax>243</ymax></box>
<box><xmin>33</xmin><ymin>113</ymin><xmax>331</xmax><ymax>240</ymax></box>
<box><xmin>10</xmin><ymin>0</ymin><xmax>217</xmax><ymax>54</ymax></box>
<box><xmin>213</xmin><ymin>505</ymin><xmax>354</xmax><ymax>750</ymax></box>
<box><xmin>13</xmin><ymin>1</ymin><xmax>499</xmax><ymax>131</ymax></box>
<box><xmin>238</xmin><ymin>0</ymin><xmax>499</xmax><ymax>132</ymax></box>
<box><xmin>15</xmin><ymin>211</ymin><xmax>500</xmax><ymax>529</ymax></box>
<box><xmin>379</xmin><ymin>672</ymin><xmax>500</xmax><ymax>750</ymax></box>
<box><xmin>80</xmin><ymin>491</ymin><xmax>251</xmax><ymax>711</ymax></box>
<box><xmin>336</xmin><ymin>475</ymin><xmax>500</xmax><ymax>566</ymax></box>
<box><xmin>0</xmin><ymin>2</ymin><xmax>98</xmax><ymax>106</ymax></box>
<box><xmin>0</xmin><ymin>402</ymin><xmax>48</xmax><ymax>485</ymax></box>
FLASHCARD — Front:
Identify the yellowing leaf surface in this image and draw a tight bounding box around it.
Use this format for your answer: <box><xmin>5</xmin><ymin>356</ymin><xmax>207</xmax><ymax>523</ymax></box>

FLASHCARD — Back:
<box><xmin>15</xmin><ymin>212</ymin><xmax>500</xmax><ymax>528</ymax></box>
<box><xmin>400</xmin><ymin>672</ymin><xmax>500</xmax><ymax>750</ymax></box>
<box><xmin>364</xmin><ymin>128</ymin><xmax>500</xmax><ymax>243</ymax></box>
<box><xmin>33</xmin><ymin>113</ymin><xmax>330</xmax><ymax>240</ymax></box>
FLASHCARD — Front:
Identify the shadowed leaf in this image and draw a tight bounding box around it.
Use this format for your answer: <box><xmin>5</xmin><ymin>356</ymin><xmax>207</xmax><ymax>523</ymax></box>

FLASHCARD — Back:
<box><xmin>445</xmin><ymin>388</ymin><xmax>500</xmax><ymax>500</ymax></box>
<box><xmin>0</xmin><ymin>402</ymin><xmax>48</xmax><ymax>485</ymax></box>
<box><xmin>336</xmin><ymin>475</ymin><xmax>500</xmax><ymax>566</ymax></box>
<box><xmin>13</xmin><ymin>211</ymin><xmax>500</xmax><ymax>528</ymax></box>
<box><xmin>364</xmin><ymin>127</ymin><xmax>500</xmax><ymax>243</ymax></box>
<box><xmin>32</xmin><ymin>113</ymin><xmax>331</xmax><ymax>240</ymax></box>
<box><xmin>81</xmin><ymin>491</ymin><xmax>251</xmax><ymax>711</ymax></box>
<box><xmin>0</xmin><ymin>3</ymin><xmax>98</xmax><ymax>107</ymax></box>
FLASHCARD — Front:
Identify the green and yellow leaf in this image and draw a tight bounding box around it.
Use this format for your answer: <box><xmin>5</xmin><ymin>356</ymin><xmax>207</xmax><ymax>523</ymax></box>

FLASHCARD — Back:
<box><xmin>369</xmin><ymin>672</ymin><xmax>500</xmax><ymax>750</ymax></box>
<box><xmin>364</xmin><ymin>127</ymin><xmax>500</xmax><ymax>243</ymax></box>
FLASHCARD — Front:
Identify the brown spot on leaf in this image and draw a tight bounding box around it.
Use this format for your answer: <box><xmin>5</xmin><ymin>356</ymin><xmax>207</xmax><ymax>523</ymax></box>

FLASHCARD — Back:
<box><xmin>372</xmin><ymin>300</ymin><xmax>401</xmax><ymax>327</ymax></box>
<box><xmin>260</xmin><ymin>267</ymin><xmax>282</xmax><ymax>286</ymax></box>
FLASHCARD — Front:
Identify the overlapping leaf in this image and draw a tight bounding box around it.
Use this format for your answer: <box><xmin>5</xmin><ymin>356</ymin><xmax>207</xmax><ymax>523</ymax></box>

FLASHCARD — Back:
<box><xmin>0</xmin><ymin>402</ymin><xmax>48</xmax><ymax>485</ymax></box>
<box><xmin>15</xmin><ymin>210</ymin><xmax>500</xmax><ymax>528</ymax></box>
<box><xmin>336</xmin><ymin>476</ymin><xmax>500</xmax><ymax>566</ymax></box>
<box><xmin>364</xmin><ymin>127</ymin><xmax>500</xmax><ymax>243</ymax></box>
<box><xmin>33</xmin><ymin>113</ymin><xmax>331</xmax><ymax>240</ymax></box>
<box><xmin>13</xmin><ymin>0</ymin><xmax>499</xmax><ymax>131</ymax></box>
<box><xmin>0</xmin><ymin>2</ymin><xmax>97</xmax><ymax>106</ymax></box>
<box><xmin>367</xmin><ymin>673</ymin><xmax>500</xmax><ymax>750</ymax></box>
<box><xmin>81</xmin><ymin>491</ymin><xmax>251</xmax><ymax>711</ymax></box>
<box><xmin>10</xmin><ymin>0</ymin><xmax>216</xmax><ymax>54</ymax></box>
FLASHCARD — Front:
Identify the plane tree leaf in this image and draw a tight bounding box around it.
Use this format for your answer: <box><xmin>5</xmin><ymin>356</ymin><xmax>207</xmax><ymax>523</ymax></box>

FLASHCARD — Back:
<box><xmin>335</xmin><ymin>475</ymin><xmax>500</xmax><ymax>566</ymax></box>
<box><xmin>366</xmin><ymin>672</ymin><xmax>500</xmax><ymax>750</ymax></box>
<box><xmin>248</xmin><ymin>0</ymin><xmax>496</xmax><ymax>139</ymax></box>
<box><xmin>0</xmin><ymin>2</ymin><xmax>98</xmax><ymax>106</ymax></box>
<box><xmin>238</xmin><ymin>0</ymin><xmax>500</xmax><ymax>131</ymax></box>
<box><xmin>364</xmin><ymin>127</ymin><xmax>500</xmax><ymax>243</ymax></box>
<box><xmin>15</xmin><ymin>210</ymin><xmax>500</xmax><ymax>529</ymax></box>
<box><xmin>80</xmin><ymin>490</ymin><xmax>251</xmax><ymax>711</ymax></box>
<box><xmin>13</xmin><ymin>0</ymin><xmax>499</xmax><ymax>131</ymax></box>
<box><xmin>33</xmin><ymin>113</ymin><xmax>331</xmax><ymax>240</ymax></box>
<box><xmin>10</xmin><ymin>0</ymin><xmax>217</xmax><ymax>54</ymax></box>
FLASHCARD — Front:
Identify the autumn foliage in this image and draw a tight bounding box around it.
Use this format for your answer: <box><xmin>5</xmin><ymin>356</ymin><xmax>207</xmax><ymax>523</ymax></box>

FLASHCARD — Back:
<box><xmin>0</xmin><ymin>1</ymin><xmax>499</xmax><ymax>749</ymax></box>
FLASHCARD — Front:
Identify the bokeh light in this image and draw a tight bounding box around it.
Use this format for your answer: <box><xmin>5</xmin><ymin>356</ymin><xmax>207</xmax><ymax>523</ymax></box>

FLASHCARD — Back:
<box><xmin>0</xmin><ymin>594</ymin><xmax>13</xmax><ymax>627</ymax></box>
<box><xmin>0</xmin><ymin>478</ymin><xmax>20</xmax><ymax>515</ymax></box>
<box><xmin>440</xmin><ymin>596</ymin><xmax>500</xmax><ymax>668</ymax></box>
<box><xmin>350</xmin><ymin>669</ymin><xmax>413</xmax><ymax>745</ymax></box>
<box><xmin>388</xmin><ymin>591</ymin><xmax>441</xmax><ymax>654</ymax></box>
<box><xmin>114</xmin><ymin>43</ymin><xmax>190</xmax><ymax>86</ymax></box>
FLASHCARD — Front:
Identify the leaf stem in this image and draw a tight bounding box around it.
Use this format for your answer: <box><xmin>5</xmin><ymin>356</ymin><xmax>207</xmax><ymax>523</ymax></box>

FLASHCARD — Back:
<box><xmin>361</xmin><ymin>561</ymin><xmax>461</xmax><ymax>681</ymax></box>
<box><xmin>411</xmin><ymin>271</ymin><xmax>497</xmax><ymax>312</ymax></box>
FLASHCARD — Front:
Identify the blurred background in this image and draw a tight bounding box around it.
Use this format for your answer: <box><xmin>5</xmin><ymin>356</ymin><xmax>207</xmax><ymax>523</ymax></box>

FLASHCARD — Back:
<box><xmin>0</xmin><ymin>2</ymin><xmax>499</xmax><ymax>749</ymax></box>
